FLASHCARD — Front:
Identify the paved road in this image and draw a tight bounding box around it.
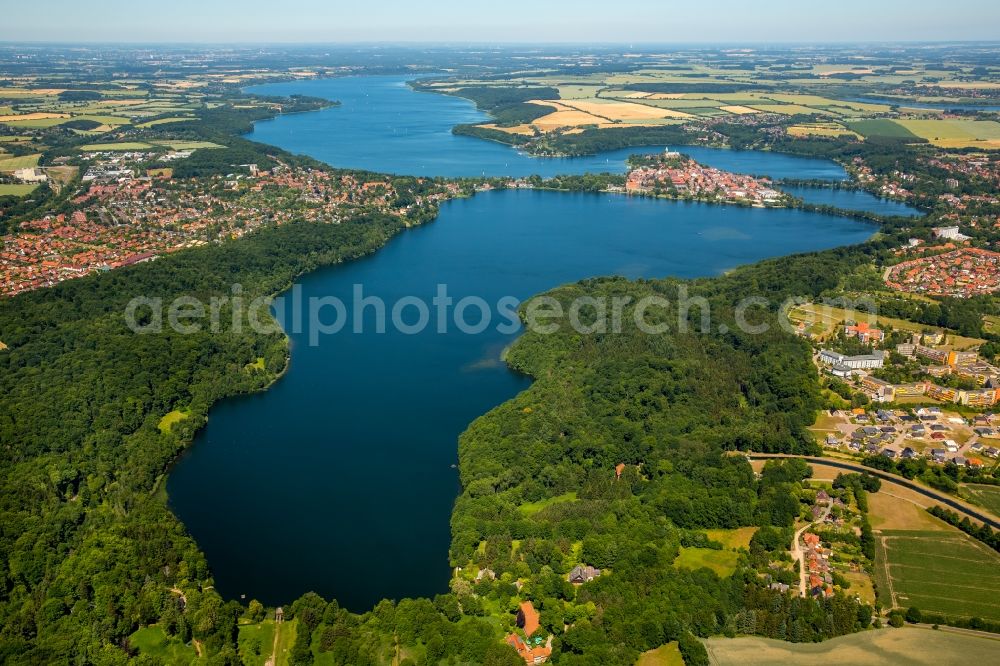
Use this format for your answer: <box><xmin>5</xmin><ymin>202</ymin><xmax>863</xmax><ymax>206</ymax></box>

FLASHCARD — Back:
<box><xmin>792</xmin><ymin>501</ymin><xmax>831</xmax><ymax>596</ymax></box>
<box><xmin>747</xmin><ymin>453</ymin><xmax>1000</xmax><ymax>530</ymax></box>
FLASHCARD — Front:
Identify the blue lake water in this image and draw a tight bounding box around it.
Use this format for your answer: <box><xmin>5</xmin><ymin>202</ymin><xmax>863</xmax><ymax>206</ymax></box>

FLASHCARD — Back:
<box><xmin>780</xmin><ymin>185</ymin><xmax>921</xmax><ymax>217</ymax></box>
<box><xmin>246</xmin><ymin>76</ymin><xmax>919</xmax><ymax>216</ymax></box>
<box><xmin>167</xmin><ymin>187</ymin><xmax>874</xmax><ymax>610</ymax></box>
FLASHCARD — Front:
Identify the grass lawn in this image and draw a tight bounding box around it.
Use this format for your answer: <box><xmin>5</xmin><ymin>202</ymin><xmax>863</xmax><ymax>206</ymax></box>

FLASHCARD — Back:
<box><xmin>80</xmin><ymin>141</ymin><xmax>154</xmax><ymax>151</ymax></box>
<box><xmin>519</xmin><ymin>491</ymin><xmax>577</xmax><ymax>516</ymax></box>
<box><xmin>811</xmin><ymin>412</ymin><xmax>845</xmax><ymax>431</ymax></box>
<box><xmin>238</xmin><ymin>621</ymin><xmax>275</xmax><ymax>666</ymax></box>
<box><xmin>674</xmin><ymin>547</ymin><xmax>739</xmax><ymax>577</ymax></box>
<box><xmin>875</xmin><ymin>528</ymin><xmax>1000</xmax><ymax>620</ymax></box>
<box><xmin>130</xmin><ymin>625</ymin><xmax>199</xmax><ymax>664</ymax></box>
<box><xmin>0</xmin><ymin>153</ymin><xmax>41</xmax><ymax>171</ymax></box>
<box><xmin>703</xmin><ymin>627</ymin><xmax>1000</xmax><ymax>665</ymax></box>
<box><xmin>0</xmin><ymin>183</ymin><xmax>38</xmax><ymax>196</ymax></box>
<box><xmin>637</xmin><ymin>642</ymin><xmax>684</xmax><ymax>666</ymax></box>
<box><xmin>158</xmin><ymin>408</ymin><xmax>191</xmax><ymax>434</ymax></box>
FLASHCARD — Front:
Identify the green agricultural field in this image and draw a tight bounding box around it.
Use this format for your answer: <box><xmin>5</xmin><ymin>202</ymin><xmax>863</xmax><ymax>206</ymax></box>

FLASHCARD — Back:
<box><xmin>703</xmin><ymin>627</ymin><xmax>1000</xmax><ymax>666</ymax></box>
<box><xmin>518</xmin><ymin>491</ymin><xmax>577</xmax><ymax>516</ymax></box>
<box><xmin>80</xmin><ymin>141</ymin><xmax>154</xmax><ymax>151</ymax></box>
<box><xmin>129</xmin><ymin>626</ymin><xmax>198</xmax><ymax>664</ymax></box>
<box><xmin>674</xmin><ymin>547</ymin><xmax>740</xmax><ymax>577</ymax></box>
<box><xmin>845</xmin><ymin>119</ymin><xmax>920</xmax><ymax>139</ymax></box>
<box><xmin>875</xmin><ymin>528</ymin><xmax>1000</xmax><ymax>621</ymax></box>
<box><xmin>0</xmin><ymin>153</ymin><xmax>41</xmax><ymax>171</ymax></box>
<box><xmin>962</xmin><ymin>484</ymin><xmax>1000</xmax><ymax>518</ymax></box>
<box><xmin>0</xmin><ymin>135</ymin><xmax>32</xmax><ymax>143</ymax></box>
<box><xmin>894</xmin><ymin>119</ymin><xmax>1000</xmax><ymax>148</ymax></box>
<box><xmin>0</xmin><ymin>183</ymin><xmax>39</xmax><ymax>196</ymax></box>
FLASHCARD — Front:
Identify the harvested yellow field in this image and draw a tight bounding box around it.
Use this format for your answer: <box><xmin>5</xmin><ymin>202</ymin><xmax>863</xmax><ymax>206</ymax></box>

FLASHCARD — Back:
<box><xmin>645</xmin><ymin>93</ymin><xmax>687</xmax><ymax>100</ymax></box>
<box><xmin>478</xmin><ymin>123</ymin><xmax>536</xmax><ymax>136</ymax></box>
<box><xmin>868</xmin><ymin>491</ymin><xmax>948</xmax><ymax>531</ymax></box>
<box><xmin>720</xmin><ymin>105</ymin><xmax>759</xmax><ymax>115</ymax></box>
<box><xmin>531</xmin><ymin>109</ymin><xmax>606</xmax><ymax>130</ymax></box>
<box><xmin>920</xmin><ymin>81</ymin><xmax>1000</xmax><ymax>90</ymax></box>
<box><xmin>0</xmin><ymin>112</ymin><xmax>69</xmax><ymax>122</ymax></box>
<box><xmin>567</xmin><ymin>99</ymin><xmax>693</xmax><ymax>120</ymax></box>
<box><xmin>622</xmin><ymin>91</ymin><xmax>653</xmax><ymax>99</ymax></box>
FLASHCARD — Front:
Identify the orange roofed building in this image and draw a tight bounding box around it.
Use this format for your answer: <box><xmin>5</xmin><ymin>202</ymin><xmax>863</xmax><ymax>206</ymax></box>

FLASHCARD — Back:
<box><xmin>844</xmin><ymin>322</ymin><xmax>884</xmax><ymax>345</ymax></box>
<box><xmin>507</xmin><ymin>601</ymin><xmax>553</xmax><ymax>664</ymax></box>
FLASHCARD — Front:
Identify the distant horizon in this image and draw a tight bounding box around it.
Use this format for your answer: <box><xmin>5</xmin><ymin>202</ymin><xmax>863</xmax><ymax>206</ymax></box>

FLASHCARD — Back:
<box><xmin>3</xmin><ymin>39</ymin><xmax>1000</xmax><ymax>47</ymax></box>
<box><xmin>2</xmin><ymin>0</ymin><xmax>998</xmax><ymax>44</ymax></box>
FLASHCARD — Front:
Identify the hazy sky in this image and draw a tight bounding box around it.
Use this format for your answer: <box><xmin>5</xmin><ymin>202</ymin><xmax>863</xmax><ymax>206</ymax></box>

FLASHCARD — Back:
<box><xmin>2</xmin><ymin>0</ymin><xmax>998</xmax><ymax>43</ymax></box>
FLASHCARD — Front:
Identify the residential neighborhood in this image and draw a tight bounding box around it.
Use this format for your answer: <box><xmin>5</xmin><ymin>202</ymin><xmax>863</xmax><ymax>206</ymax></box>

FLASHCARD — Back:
<box><xmin>1</xmin><ymin>150</ymin><xmax>461</xmax><ymax>297</ymax></box>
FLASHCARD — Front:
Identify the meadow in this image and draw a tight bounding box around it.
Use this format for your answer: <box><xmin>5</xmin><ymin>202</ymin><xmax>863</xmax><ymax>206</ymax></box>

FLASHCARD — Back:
<box><xmin>129</xmin><ymin>626</ymin><xmax>198</xmax><ymax>664</ymax></box>
<box><xmin>674</xmin><ymin>547</ymin><xmax>740</xmax><ymax>577</ymax></box>
<box><xmin>637</xmin><ymin>642</ymin><xmax>684</xmax><ymax>666</ymax></box>
<box><xmin>158</xmin><ymin>408</ymin><xmax>191</xmax><ymax>435</ymax></box>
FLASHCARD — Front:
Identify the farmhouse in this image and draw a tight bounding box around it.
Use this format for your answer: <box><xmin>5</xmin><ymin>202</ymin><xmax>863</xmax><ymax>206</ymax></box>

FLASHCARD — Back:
<box><xmin>507</xmin><ymin>601</ymin><xmax>553</xmax><ymax>664</ymax></box>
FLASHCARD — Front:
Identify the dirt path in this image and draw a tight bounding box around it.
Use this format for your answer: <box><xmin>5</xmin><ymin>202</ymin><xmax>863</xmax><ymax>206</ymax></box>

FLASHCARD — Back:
<box><xmin>265</xmin><ymin>619</ymin><xmax>281</xmax><ymax>666</ymax></box>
